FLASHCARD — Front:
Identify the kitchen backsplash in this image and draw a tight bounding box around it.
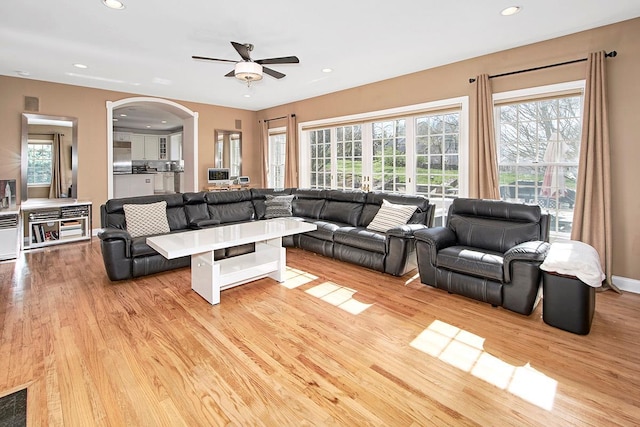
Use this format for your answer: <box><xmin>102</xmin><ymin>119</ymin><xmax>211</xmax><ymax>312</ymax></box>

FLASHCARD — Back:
<box><xmin>132</xmin><ymin>160</ymin><xmax>184</xmax><ymax>172</ymax></box>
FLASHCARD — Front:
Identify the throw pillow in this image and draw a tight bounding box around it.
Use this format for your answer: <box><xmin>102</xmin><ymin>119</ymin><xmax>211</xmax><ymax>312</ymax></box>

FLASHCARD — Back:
<box><xmin>366</xmin><ymin>199</ymin><xmax>417</xmax><ymax>232</ymax></box>
<box><xmin>264</xmin><ymin>195</ymin><xmax>294</xmax><ymax>219</ymax></box>
<box><xmin>123</xmin><ymin>201</ymin><xmax>171</xmax><ymax>238</ymax></box>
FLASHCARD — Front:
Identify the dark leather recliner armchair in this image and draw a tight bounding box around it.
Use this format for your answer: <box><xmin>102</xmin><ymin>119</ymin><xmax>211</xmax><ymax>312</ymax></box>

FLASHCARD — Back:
<box><xmin>414</xmin><ymin>198</ymin><xmax>550</xmax><ymax>315</ymax></box>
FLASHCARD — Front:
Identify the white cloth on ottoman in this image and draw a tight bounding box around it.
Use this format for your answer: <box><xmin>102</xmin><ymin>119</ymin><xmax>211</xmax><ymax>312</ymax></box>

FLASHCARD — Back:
<box><xmin>540</xmin><ymin>240</ymin><xmax>604</xmax><ymax>287</ymax></box>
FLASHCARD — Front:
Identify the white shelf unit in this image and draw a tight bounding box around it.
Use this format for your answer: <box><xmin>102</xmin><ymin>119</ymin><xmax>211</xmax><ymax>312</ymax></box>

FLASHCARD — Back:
<box><xmin>22</xmin><ymin>200</ymin><xmax>92</xmax><ymax>250</ymax></box>
<box><xmin>0</xmin><ymin>209</ymin><xmax>19</xmax><ymax>260</ymax></box>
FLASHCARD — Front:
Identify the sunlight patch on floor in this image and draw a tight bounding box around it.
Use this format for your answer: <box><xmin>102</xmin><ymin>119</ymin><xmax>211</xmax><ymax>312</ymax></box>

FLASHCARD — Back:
<box><xmin>305</xmin><ymin>282</ymin><xmax>372</xmax><ymax>315</ymax></box>
<box><xmin>280</xmin><ymin>267</ymin><xmax>318</xmax><ymax>289</ymax></box>
<box><xmin>404</xmin><ymin>272</ymin><xmax>421</xmax><ymax>286</ymax></box>
<box><xmin>410</xmin><ymin>319</ymin><xmax>557</xmax><ymax>410</ymax></box>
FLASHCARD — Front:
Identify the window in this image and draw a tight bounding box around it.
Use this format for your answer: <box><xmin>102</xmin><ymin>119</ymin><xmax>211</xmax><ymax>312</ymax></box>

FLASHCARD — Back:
<box><xmin>300</xmin><ymin>98</ymin><xmax>468</xmax><ymax>224</ymax></box>
<box><xmin>372</xmin><ymin>119</ymin><xmax>406</xmax><ymax>193</ymax></box>
<box><xmin>268</xmin><ymin>129</ymin><xmax>286</xmax><ymax>189</ymax></box>
<box><xmin>494</xmin><ymin>81</ymin><xmax>585</xmax><ymax>238</ymax></box>
<box><xmin>309</xmin><ymin>128</ymin><xmax>331</xmax><ymax>189</ymax></box>
<box><xmin>27</xmin><ymin>140</ymin><xmax>53</xmax><ymax>185</ymax></box>
<box><xmin>335</xmin><ymin>125</ymin><xmax>363</xmax><ymax>190</ymax></box>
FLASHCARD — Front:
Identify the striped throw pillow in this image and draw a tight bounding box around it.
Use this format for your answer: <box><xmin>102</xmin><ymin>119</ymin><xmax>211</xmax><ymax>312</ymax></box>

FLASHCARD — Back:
<box><xmin>264</xmin><ymin>195</ymin><xmax>294</xmax><ymax>219</ymax></box>
<box><xmin>366</xmin><ymin>199</ymin><xmax>417</xmax><ymax>232</ymax></box>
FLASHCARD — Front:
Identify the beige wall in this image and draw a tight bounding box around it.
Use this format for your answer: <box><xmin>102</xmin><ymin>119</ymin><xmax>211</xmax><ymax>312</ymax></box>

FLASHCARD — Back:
<box><xmin>1</xmin><ymin>18</ymin><xmax>638</xmax><ymax>281</ymax></box>
<box><xmin>0</xmin><ymin>78</ymin><xmax>259</xmax><ymax>228</ymax></box>
<box><xmin>256</xmin><ymin>18</ymin><xmax>640</xmax><ymax>281</ymax></box>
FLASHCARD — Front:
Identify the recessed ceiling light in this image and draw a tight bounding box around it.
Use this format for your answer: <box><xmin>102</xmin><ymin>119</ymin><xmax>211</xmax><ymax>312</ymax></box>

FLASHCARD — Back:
<box><xmin>322</xmin><ymin>68</ymin><xmax>333</xmax><ymax>73</ymax></box>
<box><xmin>161</xmin><ymin>120</ymin><xmax>167</xmax><ymax>124</ymax></box>
<box><xmin>119</xmin><ymin>113</ymin><xmax>127</xmax><ymax>117</ymax></box>
<box><xmin>146</xmin><ymin>125</ymin><xmax>151</xmax><ymax>128</ymax></box>
<box><xmin>16</xmin><ymin>70</ymin><xmax>31</xmax><ymax>77</ymax></box>
<box><xmin>501</xmin><ymin>6</ymin><xmax>521</xmax><ymax>16</ymax></box>
<box><xmin>243</xmin><ymin>94</ymin><xmax>251</xmax><ymax>98</ymax></box>
<box><xmin>103</xmin><ymin>0</ymin><xmax>125</xmax><ymax>10</ymax></box>
<box><xmin>112</xmin><ymin>118</ymin><xmax>118</xmax><ymax>122</ymax></box>
<box><xmin>73</xmin><ymin>63</ymin><xmax>88</xmax><ymax>69</ymax></box>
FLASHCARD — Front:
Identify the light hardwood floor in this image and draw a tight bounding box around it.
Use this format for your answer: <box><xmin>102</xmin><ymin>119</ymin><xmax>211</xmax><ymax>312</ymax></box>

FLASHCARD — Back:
<box><xmin>1</xmin><ymin>240</ymin><xmax>639</xmax><ymax>426</ymax></box>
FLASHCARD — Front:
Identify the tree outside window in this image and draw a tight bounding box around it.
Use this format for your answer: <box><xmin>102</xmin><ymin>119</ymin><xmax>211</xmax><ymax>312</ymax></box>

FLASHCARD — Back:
<box><xmin>497</xmin><ymin>95</ymin><xmax>582</xmax><ymax>236</ymax></box>
<box><xmin>27</xmin><ymin>142</ymin><xmax>53</xmax><ymax>185</ymax></box>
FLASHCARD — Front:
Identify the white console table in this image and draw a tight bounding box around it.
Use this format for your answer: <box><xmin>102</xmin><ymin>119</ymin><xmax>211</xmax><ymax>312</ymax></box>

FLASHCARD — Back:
<box><xmin>21</xmin><ymin>199</ymin><xmax>92</xmax><ymax>250</ymax></box>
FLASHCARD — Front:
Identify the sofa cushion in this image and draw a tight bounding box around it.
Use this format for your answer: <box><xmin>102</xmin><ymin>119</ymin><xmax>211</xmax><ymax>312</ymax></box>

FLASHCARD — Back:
<box><xmin>333</xmin><ymin>227</ymin><xmax>386</xmax><ymax>253</ymax></box>
<box><xmin>448</xmin><ymin>216</ymin><xmax>542</xmax><ymax>254</ymax></box>
<box><xmin>319</xmin><ymin>190</ymin><xmax>366</xmax><ymax>226</ymax></box>
<box><xmin>304</xmin><ymin>220</ymin><xmax>343</xmax><ymax>242</ymax></box>
<box><xmin>437</xmin><ymin>245</ymin><xmax>504</xmax><ymax>282</ymax></box>
<box><xmin>292</xmin><ymin>189</ymin><xmax>326</xmax><ymax>219</ymax></box>
<box><xmin>366</xmin><ymin>200</ymin><xmax>417</xmax><ymax>232</ymax></box>
<box><xmin>123</xmin><ymin>201</ymin><xmax>170</xmax><ymax>238</ymax></box>
<box><xmin>264</xmin><ymin>195</ymin><xmax>294</xmax><ymax>218</ymax></box>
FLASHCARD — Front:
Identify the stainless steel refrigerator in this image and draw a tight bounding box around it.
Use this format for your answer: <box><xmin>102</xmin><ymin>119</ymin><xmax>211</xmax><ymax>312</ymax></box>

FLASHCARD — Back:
<box><xmin>113</xmin><ymin>140</ymin><xmax>132</xmax><ymax>174</ymax></box>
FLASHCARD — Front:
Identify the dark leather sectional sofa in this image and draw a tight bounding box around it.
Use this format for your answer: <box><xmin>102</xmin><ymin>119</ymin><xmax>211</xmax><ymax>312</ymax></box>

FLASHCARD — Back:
<box><xmin>98</xmin><ymin>188</ymin><xmax>434</xmax><ymax>281</ymax></box>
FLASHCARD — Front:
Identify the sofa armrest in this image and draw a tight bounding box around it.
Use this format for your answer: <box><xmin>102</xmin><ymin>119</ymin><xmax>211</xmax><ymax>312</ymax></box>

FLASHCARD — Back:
<box><xmin>386</xmin><ymin>223</ymin><xmax>428</xmax><ymax>238</ymax></box>
<box><xmin>189</xmin><ymin>218</ymin><xmax>221</xmax><ymax>229</ymax></box>
<box><xmin>503</xmin><ymin>241</ymin><xmax>550</xmax><ymax>282</ymax></box>
<box><xmin>414</xmin><ymin>227</ymin><xmax>457</xmax><ymax>265</ymax></box>
<box><xmin>98</xmin><ymin>228</ymin><xmax>132</xmax><ymax>257</ymax></box>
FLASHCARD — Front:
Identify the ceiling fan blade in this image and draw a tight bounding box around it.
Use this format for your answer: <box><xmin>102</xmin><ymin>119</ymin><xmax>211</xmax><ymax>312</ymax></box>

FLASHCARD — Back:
<box><xmin>192</xmin><ymin>55</ymin><xmax>237</xmax><ymax>63</ymax></box>
<box><xmin>256</xmin><ymin>56</ymin><xmax>300</xmax><ymax>65</ymax></box>
<box><xmin>224</xmin><ymin>70</ymin><xmax>235</xmax><ymax>77</ymax></box>
<box><xmin>262</xmin><ymin>67</ymin><xmax>286</xmax><ymax>79</ymax></box>
<box><xmin>231</xmin><ymin>41</ymin><xmax>251</xmax><ymax>61</ymax></box>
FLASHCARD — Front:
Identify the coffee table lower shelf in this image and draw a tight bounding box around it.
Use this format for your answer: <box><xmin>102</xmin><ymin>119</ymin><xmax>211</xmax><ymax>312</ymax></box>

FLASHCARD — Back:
<box><xmin>191</xmin><ymin>240</ymin><xmax>285</xmax><ymax>305</ymax></box>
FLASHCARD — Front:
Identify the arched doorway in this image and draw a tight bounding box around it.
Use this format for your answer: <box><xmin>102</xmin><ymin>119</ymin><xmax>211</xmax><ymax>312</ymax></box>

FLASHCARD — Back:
<box><xmin>106</xmin><ymin>97</ymin><xmax>199</xmax><ymax>198</ymax></box>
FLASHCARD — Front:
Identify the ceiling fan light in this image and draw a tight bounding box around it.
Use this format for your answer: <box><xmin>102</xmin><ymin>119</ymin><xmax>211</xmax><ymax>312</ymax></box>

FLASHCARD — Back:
<box><xmin>235</xmin><ymin>62</ymin><xmax>263</xmax><ymax>83</ymax></box>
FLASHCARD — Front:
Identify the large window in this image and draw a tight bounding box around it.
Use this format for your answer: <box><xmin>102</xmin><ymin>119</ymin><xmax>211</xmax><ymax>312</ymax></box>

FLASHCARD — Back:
<box><xmin>300</xmin><ymin>98</ymin><xmax>469</xmax><ymax>223</ymax></box>
<box><xmin>27</xmin><ymin>140</ymin><xmax>53</xmax><ymax>185</ymax></box>
<box><xmin>495</xmin><ymin>81</ymin><xmax>584</xmax><ymax>237</ymax></box>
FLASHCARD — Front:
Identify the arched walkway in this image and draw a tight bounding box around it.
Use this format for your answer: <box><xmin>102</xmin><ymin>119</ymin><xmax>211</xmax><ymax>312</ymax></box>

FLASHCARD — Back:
<box><xmin>106</xmin><ymin>97</ymin><xmax>199</xmax><ymax>198</ymax></box>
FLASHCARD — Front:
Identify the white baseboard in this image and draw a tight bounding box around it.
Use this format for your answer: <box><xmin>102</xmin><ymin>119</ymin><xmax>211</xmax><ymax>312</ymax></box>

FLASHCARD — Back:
<box><xmin>613</xmin><ymin>275</ymin><xmax>640</xmax><ymax>294</ymax></box>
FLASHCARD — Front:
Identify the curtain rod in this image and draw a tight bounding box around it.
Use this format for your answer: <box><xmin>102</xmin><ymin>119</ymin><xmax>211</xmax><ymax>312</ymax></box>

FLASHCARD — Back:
<box><xmin>28</xmin><ymin>132</ymin><xmax>64</xmax><ymax>136</ymax></box>
<box><xmin>261</xmin><ymin>114</ymin><xmax>295</xmax><ymax>123</ymax></box>
<box><xmin>468</xmin><ymin>50</ymin><xmax>617</xmax><ymax>84</ymax></box>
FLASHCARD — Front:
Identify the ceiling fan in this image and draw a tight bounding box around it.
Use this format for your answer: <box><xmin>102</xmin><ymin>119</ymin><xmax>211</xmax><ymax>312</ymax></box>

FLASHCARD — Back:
<box><xmin>192</xmin><ymin>41</ymin><xmax>299</xmax><ymax>86</ymax></box>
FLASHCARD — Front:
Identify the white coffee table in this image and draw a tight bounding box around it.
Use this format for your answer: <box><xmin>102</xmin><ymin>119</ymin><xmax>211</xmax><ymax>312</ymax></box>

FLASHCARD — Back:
<box><xmin>146</xmin><ymin>218</ymin><xmax>316</xmax><ymax>305</ymax></box>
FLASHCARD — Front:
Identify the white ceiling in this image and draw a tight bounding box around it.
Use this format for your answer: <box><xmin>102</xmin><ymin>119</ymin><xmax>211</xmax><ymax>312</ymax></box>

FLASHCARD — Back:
<box><xmin>2</xmin><ymin>0</ymin><xmax>639</xmax><ymax>116</ymax></box>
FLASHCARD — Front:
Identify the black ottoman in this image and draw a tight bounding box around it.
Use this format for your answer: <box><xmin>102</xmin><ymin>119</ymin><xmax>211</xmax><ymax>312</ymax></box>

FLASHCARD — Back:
<box><xmin>542</xmin><ymin>271</ymin><xmax>595</xmax><ymax>335</ymax></box>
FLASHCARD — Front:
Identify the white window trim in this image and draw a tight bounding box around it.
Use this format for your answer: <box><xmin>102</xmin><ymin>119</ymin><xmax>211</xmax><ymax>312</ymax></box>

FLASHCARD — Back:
<box><xmin>492</xmin><ymin>80</ymin><xmax>585</xmax><ymax>103</ymax></box>
<box><xmin>298</xmin><ymin>97</ymin><xmax>469</xmax><ymax>196</ymax></box>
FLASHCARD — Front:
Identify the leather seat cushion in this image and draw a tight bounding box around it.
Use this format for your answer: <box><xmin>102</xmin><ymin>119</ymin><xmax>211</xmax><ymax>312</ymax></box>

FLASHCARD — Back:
<box><xmin>437</xmin><ymin>245</ymin><xmax>504</xmax><ymax>282</ymax></box>
<box><xmin>130</xmin><ymin>236</ymin><xmax>158</xmax><ymax>257</ymax></box>
<box><xmin>333</xmin><ymin>227</ymin><xmax>386</xmax><ymax>253</ymax></box>
<box><xmin>304</xmin><ymin>220</ymin><xmax>344</xmax><ymax>241</ymax></box>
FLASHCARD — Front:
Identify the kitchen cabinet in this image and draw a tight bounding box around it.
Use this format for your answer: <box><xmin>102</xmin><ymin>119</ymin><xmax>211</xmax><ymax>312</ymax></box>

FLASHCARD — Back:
<box><xmin>114</xmin><ymin>174</ymin><xmax>155</xmax><ymax>198</ymax></box>
<box><xmin>114</xmin><ymin>131</ymin><xmax>133</xmax><ymax>142</ymax></box>
<box><xmin>132</xmin><ymin>134</ymin><xmax>160</xmax><ymax>160</ymax></box>
<box><xmin>169</xmin><ymin>133</ymin><xmax>183</xmax><ymax>160</ymax></box>
<box><xmin>159</xmin><ymin>136</ymin><xmax>167</xmax><ymax>160</ymax></box>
